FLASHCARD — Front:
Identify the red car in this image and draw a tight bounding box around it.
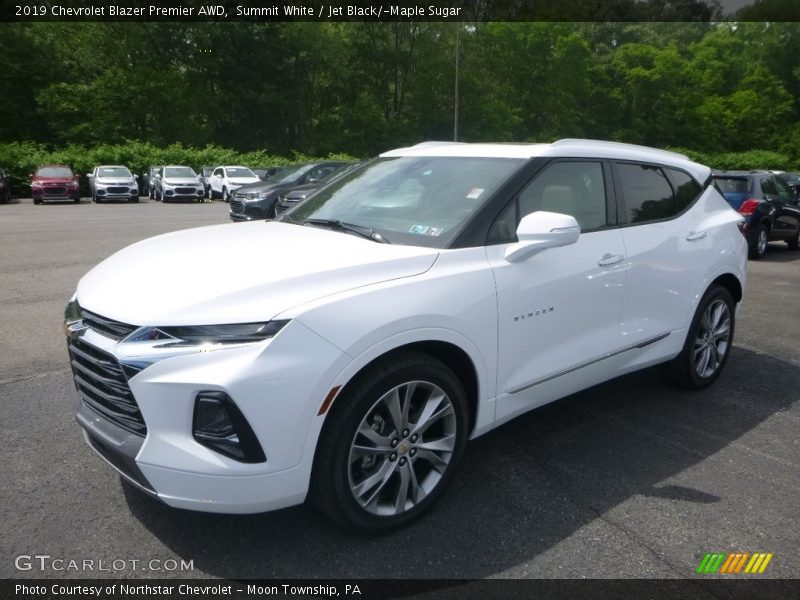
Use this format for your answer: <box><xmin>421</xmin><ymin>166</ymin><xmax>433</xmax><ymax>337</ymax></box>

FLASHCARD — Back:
<box><xmin>31</xmin><ymin>165</ymin><xmax>81</xmax><ymax>205</ymax></box>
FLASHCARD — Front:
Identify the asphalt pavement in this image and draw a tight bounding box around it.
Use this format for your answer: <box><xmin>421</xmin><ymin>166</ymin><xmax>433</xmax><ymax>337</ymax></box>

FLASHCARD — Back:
<box><xmin>1</xmin><ymin>197</ymin><xmax>798</xmax><ymax>580</ymax></box>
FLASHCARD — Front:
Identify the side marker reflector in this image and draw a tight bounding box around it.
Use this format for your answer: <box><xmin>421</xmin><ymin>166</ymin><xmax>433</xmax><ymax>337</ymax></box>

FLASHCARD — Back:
<box><xmin>318</xmin><ymin>386</ymin><xmax>342</xmax><ymax>416</ymax></box>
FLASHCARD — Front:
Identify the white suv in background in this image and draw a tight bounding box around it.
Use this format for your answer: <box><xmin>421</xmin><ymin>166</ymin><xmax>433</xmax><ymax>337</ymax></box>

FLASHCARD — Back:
<box><xmin>206</xmin><ymin>165</ymin><xmax>260</xmax><ymax>202</ymax></box>
<box><xmin>65</xmin><ymin>140</ymin><xmax>746</xmax><ymax>532</ymax></box>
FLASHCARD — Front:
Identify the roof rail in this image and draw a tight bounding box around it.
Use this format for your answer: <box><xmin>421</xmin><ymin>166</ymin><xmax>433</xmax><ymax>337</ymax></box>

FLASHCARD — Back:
<box><xmin>412</xmin><ymin>141</ymin><xmax>466</xmax><ymax>148</ymax></box>
<box><xmin>551</xmin><ymin>139</ymin><xmax>690</xmax><ymax>161</ymax></box>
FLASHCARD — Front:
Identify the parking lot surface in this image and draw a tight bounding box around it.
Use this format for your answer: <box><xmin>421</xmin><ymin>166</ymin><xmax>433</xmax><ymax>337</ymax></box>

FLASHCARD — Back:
<box><xmin>1</xmin><ymin>198</ymin><xmax>798</xmax><ymax>579</ymax></box>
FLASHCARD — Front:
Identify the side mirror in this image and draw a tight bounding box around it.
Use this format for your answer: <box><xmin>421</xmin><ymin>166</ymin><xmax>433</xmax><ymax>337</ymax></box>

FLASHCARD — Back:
<box><xmin>87</xmin><ymin>174</ymin><xmax>94</xmax><ymax>178</ymax></box>
<box><xmin>505</xmin><ymin>211</ymin><xmax>580</xmax><ymax>263</ymax></box>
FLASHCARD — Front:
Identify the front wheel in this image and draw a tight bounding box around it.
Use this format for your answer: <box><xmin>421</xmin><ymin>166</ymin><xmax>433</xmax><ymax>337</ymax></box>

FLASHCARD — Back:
<box><xmin>222</xmin><ymin>187</ymin><xmax>230</xmax><ymax>202</ymax></box>
<box><xmin>669</xmin><ymin>285</ymin><xmax>735</xmax><ymax>390</ymax></box>
<box><xmin>310</xmin><ymin>352</ymin><xmax>468</xmax><ymax>533</ymax></box>
<box><xmin>787</xmin><ymin>227</ymin><xmax>800</xmax><ymax>251</ymax></box>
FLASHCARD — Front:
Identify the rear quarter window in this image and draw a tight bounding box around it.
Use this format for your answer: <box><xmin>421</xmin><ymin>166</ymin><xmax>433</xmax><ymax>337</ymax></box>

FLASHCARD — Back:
<box><xmin>617</xmin><ymin>163</ymin><xmax>676</xmax><ymax>223</ymax></box>
<box><xmin>666</xmin><ymin>169</ymin><xmax>703</xmax><ymax>212</ymax></box>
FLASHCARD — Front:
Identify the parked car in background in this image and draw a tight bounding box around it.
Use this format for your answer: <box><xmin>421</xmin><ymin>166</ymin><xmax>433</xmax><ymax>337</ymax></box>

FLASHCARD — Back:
<box><xmin>31</xmin><ymin>165</ymin><xmax>81</xmax><ymax>205</ymax></box>
<box><xmin>206</xmin><ymin>166</ymin><xmax>260</xmax><ymax>202</ymax></box>
<box><xmin>274</xmin><ymin>162</ymin><xmax>364</xmax><ymax>218</ymax></box>
<box><xmin>153</xmin><ymin>166</ymin><xmax>205</xmax><ymax>203</ymax></box>
<box><xmin>230</xmin><ymin>161</ymin><xmax>351</xmax><ymax>221</ymax></box>
<box><xmin>88</xmin><ymin>166</ymin><xmax>139</xmax><ymax>203</ymax></box>
<box><xmin>0</xmin><ymin>168</ymin><xmax>11</xmax><ymax>203</ymax></box>
<box><xmin>199</xmin><ymin>166</ymin><xmax>215</xmax><ymax>197</ymax></box>
<box><xmin>65</xmin><ymin>139</ymin><xmax>746</xmax><ymax>532</ymax></box>
<box><xmin>712</xmin><ymin>170</ymin><xmax>800</xmax><ymax>258</ymax></box>
<box><xmin>144</xmin><ymin>165</ymin><xmax>164</xmax><ymax>199</ymax></box>
<box><xmin>252</xmin><ymin>166</ymin><xmax>284</xmax><ymax>180</ymax></box>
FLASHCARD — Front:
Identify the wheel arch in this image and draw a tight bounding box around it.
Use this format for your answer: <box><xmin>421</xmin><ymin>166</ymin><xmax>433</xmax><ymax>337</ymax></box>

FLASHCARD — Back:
<box><xmin>325</xmin><ymin>340</ymin><xmax>481</xmax><ymax>438</ymax></box>
<box><xmin>711</xmin><ymin>272</ymin><xmax>742</xmax><ymax>304</ymax></box>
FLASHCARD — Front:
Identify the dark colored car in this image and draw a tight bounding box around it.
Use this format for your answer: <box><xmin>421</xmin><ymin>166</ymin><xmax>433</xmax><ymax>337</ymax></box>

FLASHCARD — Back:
<box><xmin>712</xmin><ymin>170</ymin><xmax>800</xmax><ymax>258</ymax></box>
<box><xmin>31</xmin><ymin>165</ymin><xmax>81</xmax><ymax>205</ymax></box>
<box><xmin>781</xmin><ymin>172</ymin><xmax>800</xmax><ymax>200</ymax></box>
<box><xmin>0</xmin><ymin>168</ymin><xmax>11</xmax><ymax>203</ymax></box>
<box><xmin>274</xmin><ymin>162</ymin><xmax>364</xmax><ymax>218</ymax></box>
<box><xmin>252</xmin><ymin>166</ymin><xmax>284</xmax><ymax>180</ymax></box>
<box><xmin>229</xmin><ymin>161</ymin><xmax>351</xmax><ymax>222</ymax></box>
<box><xmin>199</xmin><ymin>166</ymin><xmax>215</xmax><ymax>197</ymax></box>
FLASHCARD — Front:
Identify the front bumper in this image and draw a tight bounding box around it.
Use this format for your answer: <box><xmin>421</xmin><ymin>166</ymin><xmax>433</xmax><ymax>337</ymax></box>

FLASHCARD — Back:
<box><xmin>33</xmin><ymin>188</ymin><xmax>80</xmax><ymax>202</ymax></box>
<box><xmin>68</xmin><ymin>319</ymin><xmax>347</xmax><ymax>513</ymax></box>
<box><xmin>229</xmin><ymin>199</ymin><xmax>271</xmax><ymax>222</ymax></box>
<box><xmin>162</xmin><ymin>188</ymin><xmax>204</xmax><ymax>200</ymax></box>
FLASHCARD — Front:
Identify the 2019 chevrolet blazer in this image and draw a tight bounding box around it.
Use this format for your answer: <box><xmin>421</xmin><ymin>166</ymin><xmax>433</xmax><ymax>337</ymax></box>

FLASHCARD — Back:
<box><xmin>65</xmin><ymin>140</ymin><xmax>746</xmax><ymax>532</ymax></box>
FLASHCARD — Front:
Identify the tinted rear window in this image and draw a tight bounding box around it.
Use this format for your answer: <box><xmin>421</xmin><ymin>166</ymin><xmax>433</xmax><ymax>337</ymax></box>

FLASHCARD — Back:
<box><xmin>667</xmin><ymin>169</ymin><xmax>703</xmax><ymax>212</ymax></box>
<box><xmin>618</xmin><ymin>163</ymin><xmax>676</xmax><ymax>223</ymax></box>
<box><xmin>713</xmin><ymin>177</ymin><xmax>750</xmax><ymax>194</ymax></box>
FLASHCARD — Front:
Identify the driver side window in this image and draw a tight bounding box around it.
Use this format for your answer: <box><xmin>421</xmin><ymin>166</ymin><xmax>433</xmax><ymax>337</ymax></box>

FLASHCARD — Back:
<box><xmin>488</xmin><ymin>161</ymin><xmax>607</xmax><ymax>243</ymax></box>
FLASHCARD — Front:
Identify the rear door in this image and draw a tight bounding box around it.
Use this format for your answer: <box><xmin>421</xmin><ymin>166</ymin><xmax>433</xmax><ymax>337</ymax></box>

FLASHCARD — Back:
<box><xmin>771</xmin><ymin>176</ymin><xmax>800</xmax><ymax>241</ymax></box>
<box><xmin>613</xmin><ymin>162</ymin><xmax>707</xmax><ymax>347</ymax></box>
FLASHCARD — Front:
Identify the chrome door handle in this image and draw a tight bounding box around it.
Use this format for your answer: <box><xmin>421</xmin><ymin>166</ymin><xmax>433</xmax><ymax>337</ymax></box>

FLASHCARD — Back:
<box><xmin>686</xmin><ymin>231</ymin><xmax>707</xmax><ymax>241</ymax></box>
<box><xmin>597</xmin><ymin>253</ymin><xmax>625</xmax><ymax>266</ymax></box>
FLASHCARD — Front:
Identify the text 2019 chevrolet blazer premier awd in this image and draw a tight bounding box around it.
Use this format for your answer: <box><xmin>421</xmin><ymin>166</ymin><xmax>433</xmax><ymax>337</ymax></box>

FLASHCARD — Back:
<box><xmin>65</xmin><ymin>140</ymin><xmax>746</xmax><ymax>531</ymax></box>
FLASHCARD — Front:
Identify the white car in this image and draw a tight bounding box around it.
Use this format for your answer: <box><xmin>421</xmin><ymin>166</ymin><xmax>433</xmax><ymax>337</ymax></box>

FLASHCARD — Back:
<box><xmin>206</xmin><ymin>165</ymin><xmax>260</xmax><ymax>202</ymax></box>
<box><xmin>88</xmin><ymin>165</ymin><xmax>139</xmax><ymax>203</ymax></box>
<box><xmin>153</xmin><ymin>165</ymin><xmax>205</xmax><ymax>203</ymax></box>
<box><xmin>65</xmin><ymin>140</ymin><xmax>746</xmax><ymax>531</ymax></box>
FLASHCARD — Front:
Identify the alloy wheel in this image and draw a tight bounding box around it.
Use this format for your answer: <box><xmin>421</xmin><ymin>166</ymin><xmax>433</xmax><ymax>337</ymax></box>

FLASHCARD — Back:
<box><xmin>693</xmin><ymin>299</ymin><xmax>731</xmax><ymax>378</ymax></box>
<box><xmin>347</xmin><ymin>380</ymin><xmax>457</xmax><ymax>516</ymax></box>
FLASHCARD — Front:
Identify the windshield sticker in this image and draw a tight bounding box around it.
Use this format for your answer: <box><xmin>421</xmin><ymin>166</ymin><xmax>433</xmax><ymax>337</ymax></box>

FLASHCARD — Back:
<box><xmin>427</xmin><ymin>227</ymin><xmax>443</xmax><ymax>237</ymax></box>
<box><xmin>409</xmin><ymin>224</ymin><xmax>430</xmax><ymax>235</ymax></box>
<box><xmin>466</xmin><ymin>188</ymin><xmax>484</xmax><ymax>199</ymax></box>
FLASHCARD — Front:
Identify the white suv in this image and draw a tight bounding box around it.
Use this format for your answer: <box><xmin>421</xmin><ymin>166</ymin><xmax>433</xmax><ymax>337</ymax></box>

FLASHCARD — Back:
<box><xmin>65</xmin><ymin>140</ymin><xmax>746</xmax><ymax>531</ymax></box>
<box><xmin>206</xmin><ymin>165</ymin><xmax>260</xmax><ymax>202</ymax></box>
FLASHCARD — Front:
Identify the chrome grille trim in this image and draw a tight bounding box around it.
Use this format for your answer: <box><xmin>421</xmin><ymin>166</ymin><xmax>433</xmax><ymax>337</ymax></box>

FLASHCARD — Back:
<box><xmin>80</xmin><ymin>308</ymin><xmax>137</xmax><ymax>341</ymax></box>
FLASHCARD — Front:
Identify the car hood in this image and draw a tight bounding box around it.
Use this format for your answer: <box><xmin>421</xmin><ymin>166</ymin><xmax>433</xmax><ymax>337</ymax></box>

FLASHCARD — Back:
<box><xmin>77</xmin><ymin>221</ymin><xmax>439</xmax><ymax>326</ymax></box>
<box><xmin>228</xmin><ymin>177</ymin><xmax>261</xmax><ymax>186</ymax></box>
<box><xmin>235</xmin><ymin>181</ymin><xmax>292</xmax><ymax>195</ymax></box>
<box><xmin>163</xmin><ymin>178</ymin><xmax>201</xmax><ymax>185</ymax></box>
<box><xmin>96</xmin><ymin>177</ymin><xmax>135</xmax><ymax>184</ymax></box>
<box><xmin>33</xmin><ymin>177</ymin><xmax>75</xmax><ymax>184</ymax></box>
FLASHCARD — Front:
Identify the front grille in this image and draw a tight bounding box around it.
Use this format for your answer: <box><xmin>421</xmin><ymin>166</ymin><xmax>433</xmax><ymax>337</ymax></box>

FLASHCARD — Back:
<box><xmin>107</xmin><ymin>186</ymin><xmax>128</xmax><ymax>194</ymax></box>
<box><xmin>81</xmin><ymin>308</ymin><xmax>137</xmax><ymax>341</ymax></box>
<box><xmin>68</xmin><ymin>337</ymin><xmax>147</xmax><ymax>436</ymax></box>
<box><xmin>44</xmin><ymin>186</ymin><xmax>67</xmax><ymax>195</ymax></box>
<box><xmin>274</xmin><ymin>202</ymin><xmax>288</xmax><ymax>216</ymax></box>
<box><xmin>230</xmin><ymin>200</ymin><xmax>245</xmax><ymax>214</ymax></box>
<box><xmin>175</xmin><ymin>187</ymin><xmax>196</xmax><ymax>195</ymax></box>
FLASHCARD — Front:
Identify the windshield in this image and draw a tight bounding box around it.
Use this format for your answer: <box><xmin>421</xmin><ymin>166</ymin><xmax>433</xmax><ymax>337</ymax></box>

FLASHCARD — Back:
<box><xmin>98</xmin><ymin>167</ymin><xmax>131</xmax><ymax>178</ymax></box>
<box><xmin>36</xmin><ymin>167</ymin><xmax>73</xmax><ymax>178</ymax></box>
<box><xmin>284</xmin><ymin>156</ymin><xmax>524</xmax><ymax>248</ymax></box>
<box><xmin>164</xmin><ymin>167</ymin><xmax>197</xmax><ymax>178</ymax></box>
<box><xmin>226</xmin><ymin>167</ymin><xmax>256</xmax><ymax>178</ymax></box>
<box><xmin>274</xmin><ymin>163</ymin><xmax>315</xmax><ymax>183</ymax></box>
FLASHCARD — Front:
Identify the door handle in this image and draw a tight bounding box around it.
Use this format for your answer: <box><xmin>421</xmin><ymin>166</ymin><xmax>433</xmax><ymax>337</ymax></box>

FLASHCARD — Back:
<box><xmin>597</xmin><ymin>253</ymin><xmax>625</xmax><ymax>266</ymax></box>
<box><xmin>686</xmin><ymin>231</ymin><xmax>707</xmax><ymax>241</ymax></box>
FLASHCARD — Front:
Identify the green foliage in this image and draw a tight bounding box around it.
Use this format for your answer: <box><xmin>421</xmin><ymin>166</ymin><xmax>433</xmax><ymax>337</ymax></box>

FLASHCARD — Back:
<box><xmin>668</xmin><ymin>147</ymin><xmax>798</xmax><ymax>171</ymax></box>
<box><xmin>0</xmin><ymin>21</ymin><xmax>798</xmax><ymax>167</ymax></box>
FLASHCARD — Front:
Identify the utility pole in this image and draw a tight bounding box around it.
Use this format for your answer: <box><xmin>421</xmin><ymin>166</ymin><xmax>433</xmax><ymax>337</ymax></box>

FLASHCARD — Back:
<box><xmin>454</xmin><ymin>22</ymin><xmax>460</xmax><ymax>142</ymax></box>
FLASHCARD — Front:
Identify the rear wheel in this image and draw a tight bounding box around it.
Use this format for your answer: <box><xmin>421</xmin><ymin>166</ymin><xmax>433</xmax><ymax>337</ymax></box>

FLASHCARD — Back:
<box><xmin>311</xmin><ymin>352</ymin><xmax>468</xmax><ymax>532</ymax></box>
<box><xmin>749</xmin><ymin>224</ymin><xmax>768</xmax><ymax>259</ymax></box>
<box><xmin>669</xmin><ymin>285</ymin><xmax>735</xmax><ymax>390</ymax></box>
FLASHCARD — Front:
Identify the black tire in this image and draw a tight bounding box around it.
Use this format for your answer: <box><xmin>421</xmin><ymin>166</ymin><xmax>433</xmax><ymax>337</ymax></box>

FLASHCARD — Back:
<box><xmin>748</xmin><ymin>224</ymin><xmax>768</xmax><ymax>259</ymax></box>
<box><xmin>33</xmin><ymin>197</ymin><xmax>42</xmax><ymax>205</ymax></box>
<box><xmin>669</xmin><ymin>285</ymin><xmax>735</xmax><ymax>390</ymax></box>
<box><xmin>206</xmin><ymin>186</ymin><xmax>213</xmax><ymax>200</ymax></box>
<box><xmin>129</xmin><ymin>196</ymin><xmax>139</xmax><ymax>203</ymax></box>
<box><xmin>92</xmin><ymin>192</ymin><xmax>98</xmax><ymax>203</ymax></box>
<box><xmin>310</xmin><ymin>351</ymin><xmax>469</xmax><ymax>533</ymax></box>
<box><xmin>223</xmin><ymin>187</ymin><xmax>230</xmax><ymax>203</ymax></box>
<box><xmin>73</xmin><ymin>197</ymin><xmax>80</xmax><ymax>204</ymax></box>
<box><xmin>787</xmin><ymin>226</ymin><xmax>800</xmax><ymax>251</ymax></box>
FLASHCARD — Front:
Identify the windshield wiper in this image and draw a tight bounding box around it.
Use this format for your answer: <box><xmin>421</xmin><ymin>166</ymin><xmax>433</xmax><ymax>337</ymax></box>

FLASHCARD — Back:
<box><xmin>303</xmin><ymin>218</ymin><xmax>390</xmax><ymax>244</ymax></box>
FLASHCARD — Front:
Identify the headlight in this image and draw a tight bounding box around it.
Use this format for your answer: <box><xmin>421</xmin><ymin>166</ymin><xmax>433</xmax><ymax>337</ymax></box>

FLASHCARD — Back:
<box><xmin>126</xmin><ymin>320</ymin><xmax>289</xmax><ymax>348</ymax></box>
<box><xmin>258</xmin><ymin>191</ymin><xmax>276</xmax><ymax>200</ymax></box>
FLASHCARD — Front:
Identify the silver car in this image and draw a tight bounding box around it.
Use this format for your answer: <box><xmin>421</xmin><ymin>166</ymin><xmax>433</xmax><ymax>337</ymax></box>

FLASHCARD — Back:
<box><xmin>153</xmin><ymin>166</ymin><xmax>205</xmax><ymax>203</ymax></box>
<box><xmin>88</xmin><ymin>166</ymin><xmax>139</xmax><ymax>203</ymax></box>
